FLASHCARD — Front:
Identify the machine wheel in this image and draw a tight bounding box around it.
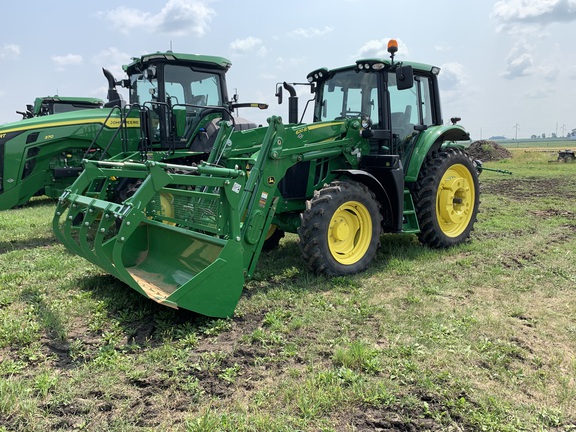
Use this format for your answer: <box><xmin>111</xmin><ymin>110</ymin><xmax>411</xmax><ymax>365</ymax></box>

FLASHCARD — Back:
<box><xmin>298</xmin><ymin>180</ymin><xmax>382</xmax><ymax>276</ymax></box>
<box><xmin>411</xmin><ymin>148</ymin><xmax>480</xmax><ymax>248</ymax></box>
<box><xmin>262</xmin><ymin>225</ymin><xmax>285</xmax><ymax>251</ymax></box>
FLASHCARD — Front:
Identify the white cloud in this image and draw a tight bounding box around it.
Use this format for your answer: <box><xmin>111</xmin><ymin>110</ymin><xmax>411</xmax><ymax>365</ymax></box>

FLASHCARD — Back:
<box><xmin>567</xmin><ymin>65</ymin><xmax>576</xmax><ymax>79</ymax></box>
<box><xmin>434</xmin><ymin>43</ymin><xmax>452</xmax><ymax>52</ymax></box>
<box><xmin>100</xmin><ymin>0</ymin><xmax>215</xmax><ymax>37</ymax></box>
<box><xmin>357</xmin><ymin>38</ymin><xmax>409</xmax><ymax>59</ymax></box>
<box><xmin>92</xmin><ymin>47</ymin><xmax>131</xmax><ymax>67</ymax></box>
<box><xmin>524</xmin><ymin>85</ymin><xmax>552</xmax><ymax>98</ymax></box>
<box><xmin>437</xmin><ymin>62</ymin><xmax>476</xmax><ymax>112</ymax></box>
<box><xmin>501</xmin><ymin>41</ymin><xmax>534</xmax><ymax>79</ymax></box>
<box><xmin>0</xmin><ymin>44</ymin><xmax>20</xmax><ymax>59</ymax></box>
<box><xmin>275</xmin><ymin>57</ymin><xmax>306</xmax><ymax>68</ymax></box>
<box><xmin>288</xmin><ymin>26</ymin><xmax>333</xmax><ymax>39</ymax></box>
<box><xmin>52</xmin><ymin>54</ymin><xmax>84</xmax><ymax>71</ymax></box>
<box><xmin>439</xmin><ymin>62</ymin><xmax>468</xmax><ymax>90</ymax></box>
<box><xmin>156</xmin><ymin>0</ymin><xmax>215</xmax><ymax>36</ymax></box>
<box><xmin>92</xmin><ymin>47</ymin><xmax>132</xmax><ymax>80</ymax></box>
<box><xmin>502</xmin><ymin>52</ymin><xmax>533</xmax><ymax>79</ymax></box>
<box><xmin>493</xmin><ymin>0</ymin><xmax>576</xmax><ymax>32</ymax></box>
<box><xmin>230</xmin><ymin>37</ymin><xmax>267</xmax><ymax>57</ymax></box>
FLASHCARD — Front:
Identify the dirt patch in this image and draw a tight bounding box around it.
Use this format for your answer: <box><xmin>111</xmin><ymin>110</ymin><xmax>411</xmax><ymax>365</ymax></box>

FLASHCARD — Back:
<box><xmin>467</xmin><ymin>140</ymin><xmax>512</xmax><ymax>162</ymax></box>
<box><xmin>482</xmin><ymin>177</ymin><xmax>576</xmax><ymax>201</ymax></box>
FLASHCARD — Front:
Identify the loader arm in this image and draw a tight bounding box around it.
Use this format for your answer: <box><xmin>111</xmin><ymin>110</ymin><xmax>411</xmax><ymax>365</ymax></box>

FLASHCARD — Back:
<box><xmin>53</xmin><ymin>116</ymin><xmax>369</xmax><ymax>317</ymax></box>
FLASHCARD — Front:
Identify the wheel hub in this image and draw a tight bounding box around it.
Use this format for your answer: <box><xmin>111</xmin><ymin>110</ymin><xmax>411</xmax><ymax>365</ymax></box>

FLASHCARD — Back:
<box><xmin>328</xmin><ymin>202</ymin><xmax>372</xmax><ymax>264</ymax></box>
<box><xmin>332</xmin><ymin>217</ymin><xmax>351</xmax><ymax>242</ymax></box>
<box><xmin>439</xmin><ymin>177</ymin><xmax>470</xmax><ymax>225</ymax></box>
<box><xmin>436</xmin><ymin>163</ymin><xmax>475</xmax><ymax>237</ymax></box>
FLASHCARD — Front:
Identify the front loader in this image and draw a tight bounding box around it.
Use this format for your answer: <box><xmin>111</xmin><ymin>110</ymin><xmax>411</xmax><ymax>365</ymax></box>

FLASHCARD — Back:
<box><xmin>0</xmin><ymin>51</ymin><xmax>259</xmax><ymax>210</ymax></box>
<box><xmin>54</xmin><ymin>40</ymin><xmax>480</xmax><ymax>317</ymax></box>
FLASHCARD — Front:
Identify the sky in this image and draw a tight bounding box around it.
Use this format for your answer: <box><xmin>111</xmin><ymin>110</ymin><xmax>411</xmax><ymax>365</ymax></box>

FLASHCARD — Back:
<box><xmin>1</xmin><ymin>0</ymin><xmax>575</xmax><ymax>140</ymax></box>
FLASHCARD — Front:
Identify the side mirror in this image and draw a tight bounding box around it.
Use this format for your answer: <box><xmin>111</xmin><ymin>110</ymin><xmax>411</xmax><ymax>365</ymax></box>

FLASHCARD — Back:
<box><xmin>396</xmin><ymin>65</ymin><xmax>414</xmax><ymax>90</ymax></box>
<box><xmin>275</xmin><ymin>84</ymin><xmax>283</xmax><ymax>104</ymax></box>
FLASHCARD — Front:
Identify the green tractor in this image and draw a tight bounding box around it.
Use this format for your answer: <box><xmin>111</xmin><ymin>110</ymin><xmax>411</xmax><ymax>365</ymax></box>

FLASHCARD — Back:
<box><xmin>16</xmin><ymin>96</ymin><xmax>104</xmax><ymax>119</ymax></box>
<box><xmin>54</xmin><ymin>40</ymin><xmax>480</xmax><ymax>317</ymax></box>
<box><xmin>0</xmin><ymin>52</ymin><xmax>260</xmax><ymax>210</ymax></box>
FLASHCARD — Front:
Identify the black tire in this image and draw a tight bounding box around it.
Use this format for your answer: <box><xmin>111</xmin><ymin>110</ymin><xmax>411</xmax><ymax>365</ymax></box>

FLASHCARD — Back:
<box><xmin>411</xmin><ymin>148</ymin><xmax>480</xmax><ymax>248</ymax></box>
<box><xmin>262</xmin><ymin>225</ymin><xmax>285</xmax><ymax>251</ymax></box>
<box><xmin>298</xmin><ymin>180</ymin><xmax>382</xmax><ymax>276</ymax></box>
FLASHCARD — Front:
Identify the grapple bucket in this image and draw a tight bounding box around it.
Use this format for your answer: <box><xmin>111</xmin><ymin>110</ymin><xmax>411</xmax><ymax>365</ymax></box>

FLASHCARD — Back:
<box><xmin>53</xmin><ymin>160</ymin><xmax>250</xmax><ymax>317</ymax></box>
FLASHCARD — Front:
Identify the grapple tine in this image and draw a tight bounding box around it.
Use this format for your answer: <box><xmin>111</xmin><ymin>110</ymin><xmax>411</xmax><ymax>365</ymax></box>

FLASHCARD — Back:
<box><xmin>93</xmin><ymin>210</ymin><xmax>121</xmax><ymax>275</ymax></box>
<box><xmin>59</xmin><ymin>201</ymin><xmax>89</xmax><ymax>259</ymax></box>
<box><xmin>77</xmin><ymin>204</ymin><xmax>102</xmax><ymax>266</ymax></box>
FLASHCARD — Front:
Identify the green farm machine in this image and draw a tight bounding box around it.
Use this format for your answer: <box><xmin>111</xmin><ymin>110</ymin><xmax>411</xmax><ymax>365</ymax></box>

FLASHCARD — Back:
<box><xmin>0</xmin><ymin>52</ymin><xmax>260</xmax><ymax>210</ymax></box>
<box><xmin>54</xmin><ymin>40</ymin><xmax>480</xmax><ymax>317</ymax></box>
<box><xmin>16</xmin><ymin>96</ymin><xmax>104</xmax><ymax>119</ymax></box>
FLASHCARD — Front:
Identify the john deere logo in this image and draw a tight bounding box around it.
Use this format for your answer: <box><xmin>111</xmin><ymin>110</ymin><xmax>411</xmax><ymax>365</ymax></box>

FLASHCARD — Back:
<box><xmin>267</xmin><ymin>176</ymin><xmax>275</xmax><ymax>185</ymax></box>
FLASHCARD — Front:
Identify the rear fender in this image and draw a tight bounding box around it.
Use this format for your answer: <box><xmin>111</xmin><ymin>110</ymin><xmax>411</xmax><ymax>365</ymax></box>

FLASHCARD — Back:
<box><xmin>404</xmin><ymin>124</ymin><xmax>470</xmax><ymax>183</ymax></box>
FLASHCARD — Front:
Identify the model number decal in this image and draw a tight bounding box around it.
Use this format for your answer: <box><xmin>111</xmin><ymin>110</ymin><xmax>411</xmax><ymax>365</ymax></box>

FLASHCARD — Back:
<box><xmin>44</xmin><ymin>134</ymin><xmax>55</xmax><ymax>140</ymax></box>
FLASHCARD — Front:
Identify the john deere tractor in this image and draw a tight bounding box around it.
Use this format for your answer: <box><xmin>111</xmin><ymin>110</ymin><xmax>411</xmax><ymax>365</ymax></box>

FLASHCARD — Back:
<box><xmin>16</xmin><ymin>96</ymin><xmax>104</xmax><ymax>119</ymax></box>
<box><xmin>54</xmin><ymin>40</ymin><xmax>479</xmax><ymax>317</ymax></box>
<box><xmin>0</xmin><ymin>51</ymin><xmax>260</xmax><ymax>210</ymax></box>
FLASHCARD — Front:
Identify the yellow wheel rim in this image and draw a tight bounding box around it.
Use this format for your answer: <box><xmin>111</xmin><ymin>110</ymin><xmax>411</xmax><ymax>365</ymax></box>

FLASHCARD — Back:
<box><xmin>327</xmin><ymin>201</ymin><xmax>372</xmax><ymax>265</ymax></box>
<box><xmin>265</xmin><ymin>224</ymin><xmax>278</xmax><ymax>240</ymax></box>
<box><xmin>436</xmin><ymin>163</ymin><xmax>475</xmax><ymax>237</ymax></box>
<box><xmin>159</xmin><ymin>192</ymin><xmax>176</xmax><ymax>226</ymax></box>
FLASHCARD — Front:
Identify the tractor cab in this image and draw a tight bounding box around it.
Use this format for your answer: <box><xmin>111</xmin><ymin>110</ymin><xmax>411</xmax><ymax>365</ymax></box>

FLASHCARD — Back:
<box><xmin>16</xmin><ymin>96</ymin><xmax>104</xmax><ymax>119</ymax></box>
<box><xmin>98</xmin><ymin>52</ymin><xmax>267</xmax><ymax>159</ymax></box>
<box><xmin>306</xmin><ymin>40</ymin><xmax>445</xmax><ymax>167</ymax></box>
<box><xmin>102</xmin><ymin>53</ymin><xmax>233</xmax><ymax>155</ymax></box>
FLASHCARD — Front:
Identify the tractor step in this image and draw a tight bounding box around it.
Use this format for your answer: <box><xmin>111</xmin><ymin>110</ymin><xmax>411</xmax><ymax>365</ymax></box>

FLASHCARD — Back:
<box><xmin>402</xmin><ymin>189</ymin><xmax>420</xmax><ymax>233</ymax></box>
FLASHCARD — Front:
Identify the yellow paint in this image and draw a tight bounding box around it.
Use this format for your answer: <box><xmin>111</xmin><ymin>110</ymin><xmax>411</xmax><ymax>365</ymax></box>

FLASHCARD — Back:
<box><xmin>0</xmin><ymin>116</ymin><xmax>141</xmax><ymax>134</ymax></box>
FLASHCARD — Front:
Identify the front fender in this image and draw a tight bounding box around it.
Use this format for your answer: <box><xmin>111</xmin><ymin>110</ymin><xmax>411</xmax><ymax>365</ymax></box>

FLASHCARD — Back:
<box><xmin>404</xmin><ymin>124</ymin><xmax>470</xmax><ymax>183</ymax></box>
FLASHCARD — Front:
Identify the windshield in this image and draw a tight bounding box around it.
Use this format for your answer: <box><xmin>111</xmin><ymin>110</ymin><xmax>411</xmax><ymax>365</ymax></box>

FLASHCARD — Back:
<box><xmin>129</xmin><ymin>64</ymin><xmax>224</xmax><ymax>108</ymax></box>
<box><xmin>317</xmin><ymin>70</ymin><xmax>379</xmax><ymax>126</ymax></box>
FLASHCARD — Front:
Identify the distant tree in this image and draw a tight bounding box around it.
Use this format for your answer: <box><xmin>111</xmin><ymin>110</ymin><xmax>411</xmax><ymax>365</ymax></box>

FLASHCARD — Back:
<box><xmin>531</xmin><ymin>134</ymin><xmax>537</xmax><ymax>139</ymax></box>
<box><xmin>542</xmin><ymin>133</ymin><xmax>546</xmax><ymax>139</ymax></box>
<box><xmin>552</xmin><ymin>133</ymin><xmax>557</xmax><ymax>138</ymax></box>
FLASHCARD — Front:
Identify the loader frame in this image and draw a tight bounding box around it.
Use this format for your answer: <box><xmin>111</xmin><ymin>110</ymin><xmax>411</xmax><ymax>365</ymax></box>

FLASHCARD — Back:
<box><xmin>54</xmin><ymin>47</ymin><xmax>479</xmax><ymax>317</ymax></box>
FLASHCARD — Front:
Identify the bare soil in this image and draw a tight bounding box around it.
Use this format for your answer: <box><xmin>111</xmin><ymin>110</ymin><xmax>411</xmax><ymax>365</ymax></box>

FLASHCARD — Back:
<box><xmin>467</xmin><ymin>140</ymin><xmax>512</xmax><ymax>161</ymax></box>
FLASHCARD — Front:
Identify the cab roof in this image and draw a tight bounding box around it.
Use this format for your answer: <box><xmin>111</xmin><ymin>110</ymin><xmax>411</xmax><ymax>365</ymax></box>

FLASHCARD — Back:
<box><xmin>123</xmin><ymin>52</ymin><xmax>232</xmax><ymax>72</ymax></box>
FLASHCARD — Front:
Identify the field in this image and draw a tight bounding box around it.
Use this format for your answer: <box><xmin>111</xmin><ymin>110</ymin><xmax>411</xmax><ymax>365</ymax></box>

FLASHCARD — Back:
<box><xmin>0</xmin><ymin>149</ymin><xmax>575</xmax><ymax>431</ymax></box>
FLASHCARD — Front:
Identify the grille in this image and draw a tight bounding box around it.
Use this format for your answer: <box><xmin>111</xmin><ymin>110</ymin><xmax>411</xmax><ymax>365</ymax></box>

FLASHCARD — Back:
<box><xmin>150</xmin><ymin>190</ymin><xmax>221</xmax><ymax>233</ymax></box>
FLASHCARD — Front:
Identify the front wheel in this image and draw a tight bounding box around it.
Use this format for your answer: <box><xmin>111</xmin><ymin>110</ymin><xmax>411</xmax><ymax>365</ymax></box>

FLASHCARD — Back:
<box><xmin>411</xmin><ymin>148</ymin><xmax>480</xmax><ymax>248</ymax></box>
<box><xmin>298</xmin><ymin>180</ymin><xmax>382</xmax><ymax>276</ymax></box>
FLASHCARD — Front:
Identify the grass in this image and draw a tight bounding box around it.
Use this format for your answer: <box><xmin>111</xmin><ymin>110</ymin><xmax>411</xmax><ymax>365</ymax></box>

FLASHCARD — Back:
<box><xmin>0</xmin><ymin>149</ymin><xmax>575</xmax><ymax>431</ymax></box>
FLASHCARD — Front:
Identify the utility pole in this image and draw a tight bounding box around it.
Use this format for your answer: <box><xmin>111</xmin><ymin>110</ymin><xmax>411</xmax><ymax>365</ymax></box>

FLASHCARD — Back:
<box><xmin>513</xmin><ymin>123</ymin><xmax>520</xmax><ymax>140</ymax></box>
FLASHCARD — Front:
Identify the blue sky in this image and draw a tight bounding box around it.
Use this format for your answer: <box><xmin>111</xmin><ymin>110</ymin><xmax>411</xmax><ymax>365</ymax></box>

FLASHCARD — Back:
<box><xmin>1</xmin><ymin>0</ymin><xmax>575</xmax><ymax>139</ymax></box>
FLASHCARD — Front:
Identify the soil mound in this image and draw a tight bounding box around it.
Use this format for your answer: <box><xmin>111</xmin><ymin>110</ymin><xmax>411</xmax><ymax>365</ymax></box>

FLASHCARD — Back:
<box><xmin>467</xmin><ymin>140</ymin><xmax>512</xmax><ymax>161</ymax></box>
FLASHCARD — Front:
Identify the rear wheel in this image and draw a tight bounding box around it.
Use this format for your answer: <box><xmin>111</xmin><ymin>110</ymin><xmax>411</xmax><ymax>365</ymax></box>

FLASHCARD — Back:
<box><xmin>298</xmin><ymin>180</ymin><xmax>382</xmax><ymax>275</ymax></box>
<box><xmin>411</xmin><ymin>148</ymin><xmax>480</xmax><ymax>248</ymax></box>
